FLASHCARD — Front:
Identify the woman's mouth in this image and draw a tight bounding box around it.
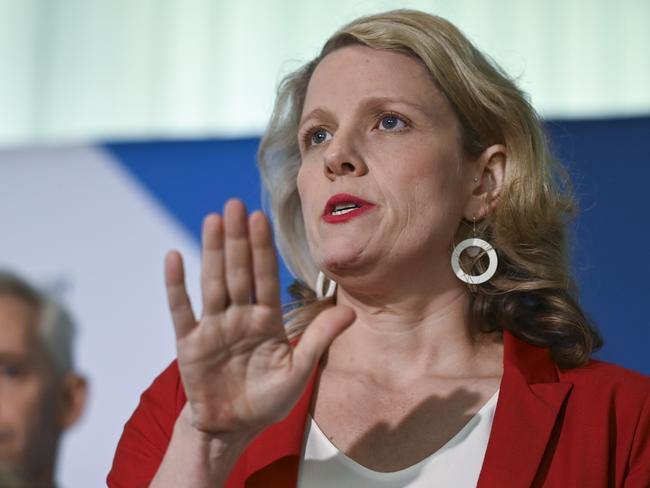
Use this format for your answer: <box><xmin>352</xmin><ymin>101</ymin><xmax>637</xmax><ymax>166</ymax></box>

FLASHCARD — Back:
<box><xmin>322</xmin><ymin>193</ymin><xmax>376</xmax><ymax>223</ymax></box>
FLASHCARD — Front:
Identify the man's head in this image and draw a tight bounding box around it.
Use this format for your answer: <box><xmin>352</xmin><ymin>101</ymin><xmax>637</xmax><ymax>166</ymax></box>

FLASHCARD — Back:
<box><xmin>0</xmin><ymin>271</ymin><xmax>87</xmax><ymax>486</ymax></box>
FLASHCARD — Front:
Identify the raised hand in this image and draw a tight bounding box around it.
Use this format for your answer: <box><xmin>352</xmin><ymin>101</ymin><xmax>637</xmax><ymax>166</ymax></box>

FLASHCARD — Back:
<box><xmin>164</xmin><ymin>199</ymin><xmax>355</xmax><ymax>437</ymax></box>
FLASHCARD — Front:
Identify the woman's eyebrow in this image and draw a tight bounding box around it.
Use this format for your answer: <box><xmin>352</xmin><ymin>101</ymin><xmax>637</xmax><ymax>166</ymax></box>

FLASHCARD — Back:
<box><xmin>299</xmin><ymin>108</ymin><xmax>332</xmax><ymax>129</ymax></box>
<box><xmin>299</xmin><ymin>96</ymin><xmax>430</xmax><ymax>127</ymax></box>
<box><xmin>359</xmin><ymin>96</ymin><xmax>430</xmax><ymax>115</ymax></box>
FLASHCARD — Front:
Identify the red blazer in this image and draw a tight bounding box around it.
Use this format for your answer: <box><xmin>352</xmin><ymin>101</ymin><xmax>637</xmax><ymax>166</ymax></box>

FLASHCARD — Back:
<box><xmin>108</xmin><ymin>331</ymin><xmax>650</xmax><ymax>487</ymax></box>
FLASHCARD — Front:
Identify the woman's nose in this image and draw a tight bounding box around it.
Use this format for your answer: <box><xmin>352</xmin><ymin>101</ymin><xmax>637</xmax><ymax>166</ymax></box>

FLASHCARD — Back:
<box><xmin>323</xmin><ymin>135</ymin><xmax>368</xmax><ymax>180</ymax></box>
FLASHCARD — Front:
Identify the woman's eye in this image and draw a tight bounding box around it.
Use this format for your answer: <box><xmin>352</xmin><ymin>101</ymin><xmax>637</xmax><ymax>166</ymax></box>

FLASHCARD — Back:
<box><xmin>310</xmin><ymin>128</ymin><xmax>331</xmax><ymax>145</ymax></box>
<box><xmin>379</xmin><ymin>115</ymin><xmax>406</xmax><ymax>131</ymax></box>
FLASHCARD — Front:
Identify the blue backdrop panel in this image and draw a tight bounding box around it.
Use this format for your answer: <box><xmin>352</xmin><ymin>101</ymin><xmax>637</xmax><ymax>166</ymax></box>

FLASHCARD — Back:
<box><xmin>105</xmin><ymin>116</ymin><xmax>650</xmax><ymax>374</ymax></box>
<box><xmin>106</xmin><ymin>138</ymin><xmax>262</xmax><ymax>238</ymax></box>
<box><xmin>105</xmin><ymin>138</ymin><xmax>296</xmax><ymax>306</ymax></box>
<box><xmin>546</xmin><ymin>117</ymin><xmax>650</xmax><ymax>374</ymax></box>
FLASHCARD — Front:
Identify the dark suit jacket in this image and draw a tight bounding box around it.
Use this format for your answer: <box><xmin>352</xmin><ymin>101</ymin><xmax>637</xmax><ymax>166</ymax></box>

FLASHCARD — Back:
<box><xmin>108</xmin><ymin>330</ymin><xmax>650</xmax><ymax>487</ymax></box>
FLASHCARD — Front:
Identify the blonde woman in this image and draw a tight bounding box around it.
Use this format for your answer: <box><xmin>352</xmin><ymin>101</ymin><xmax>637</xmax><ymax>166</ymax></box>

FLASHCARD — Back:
<box><xmin>109</xmin><ymin>10</ymin><xmax>650</xmax><ymax>488</ymax></box>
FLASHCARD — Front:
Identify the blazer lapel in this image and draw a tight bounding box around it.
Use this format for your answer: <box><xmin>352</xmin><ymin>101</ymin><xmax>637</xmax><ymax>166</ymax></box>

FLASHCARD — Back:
<box><xmin>477</xmin><ymin>331</ymin><xmax>573</xmax><ymax>488</ymax></box>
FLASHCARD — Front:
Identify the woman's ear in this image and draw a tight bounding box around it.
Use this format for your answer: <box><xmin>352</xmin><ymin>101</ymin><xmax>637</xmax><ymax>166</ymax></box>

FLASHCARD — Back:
<box><xmin>463</xmin><ymin>144</ymin><xmax>507</xmax><ymax>220</ymax></box>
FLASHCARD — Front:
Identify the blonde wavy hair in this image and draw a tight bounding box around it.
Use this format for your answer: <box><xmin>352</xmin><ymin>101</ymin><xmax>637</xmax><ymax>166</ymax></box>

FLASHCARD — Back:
<box><xmin>258</xmin><ymin>9</ymin><xmax>601</xmax><ymax>369</ymax></box>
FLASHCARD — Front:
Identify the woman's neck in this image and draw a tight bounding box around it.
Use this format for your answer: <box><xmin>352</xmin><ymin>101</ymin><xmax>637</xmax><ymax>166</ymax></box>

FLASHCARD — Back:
<box><xmin>326</xmin><ymin>278</ymin><xmax>501</xmax><ymax>384</ymax></box>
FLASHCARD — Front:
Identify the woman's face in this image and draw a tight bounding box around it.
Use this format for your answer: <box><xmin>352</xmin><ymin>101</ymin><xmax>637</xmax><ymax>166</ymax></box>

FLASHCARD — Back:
<box><xmin>297</xmin><ymin>45</ymin><xmax>474</xmax><ymax>282</ymax></box>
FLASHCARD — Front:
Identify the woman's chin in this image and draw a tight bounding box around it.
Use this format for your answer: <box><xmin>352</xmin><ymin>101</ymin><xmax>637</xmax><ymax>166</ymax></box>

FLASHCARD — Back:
<box><xmin>319</xmin><ymin>248</ymin><xmax>369</xmax><ymax>275</ymax></box>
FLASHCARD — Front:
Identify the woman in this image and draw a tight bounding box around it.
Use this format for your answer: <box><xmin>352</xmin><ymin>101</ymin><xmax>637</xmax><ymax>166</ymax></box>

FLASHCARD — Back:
<box><xmin>108</xmin><ymin>10</ymin><xmax>650</xmax><ymax>488</ymax></box>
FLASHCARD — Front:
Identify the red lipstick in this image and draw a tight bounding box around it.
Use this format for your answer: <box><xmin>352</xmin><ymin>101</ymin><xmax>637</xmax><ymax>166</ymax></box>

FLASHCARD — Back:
<box><xmin>322</xmin><ymin>193</ymin><xmax>376</xmax><ymax>223</ymax></box>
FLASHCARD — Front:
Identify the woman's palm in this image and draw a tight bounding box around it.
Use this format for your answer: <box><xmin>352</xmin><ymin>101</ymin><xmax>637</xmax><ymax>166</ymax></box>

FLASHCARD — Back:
<box><xmin>164</xmin><ymin>199</ymin><xmax>354</xmax><ymax>435</ymax></box>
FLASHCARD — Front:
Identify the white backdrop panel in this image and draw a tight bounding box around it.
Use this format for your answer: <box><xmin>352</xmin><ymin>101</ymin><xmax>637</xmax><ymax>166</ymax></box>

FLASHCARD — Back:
<box><xmin>0</xmin><ymin>147</ymin><xmax>201</xmax><ymax>487</ymax></box>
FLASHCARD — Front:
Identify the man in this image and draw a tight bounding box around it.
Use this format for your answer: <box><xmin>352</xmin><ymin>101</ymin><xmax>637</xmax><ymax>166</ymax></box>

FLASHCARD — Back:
<box><xmin>0</xmin><ymin>271</ymin><xmax>87</xmax><ymax>488</ymax></box>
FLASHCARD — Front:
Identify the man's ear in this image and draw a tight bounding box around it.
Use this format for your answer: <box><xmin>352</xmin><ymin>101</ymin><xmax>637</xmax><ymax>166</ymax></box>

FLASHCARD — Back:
<box><xmin>58</xmin><ymin>373</ymin><xmax>88</xmax><ymax>430</ymax></box>
<box><xmin>463</xmin><ymin>144</ymin><xmax>507</xmax><ymax>221</ymax></box>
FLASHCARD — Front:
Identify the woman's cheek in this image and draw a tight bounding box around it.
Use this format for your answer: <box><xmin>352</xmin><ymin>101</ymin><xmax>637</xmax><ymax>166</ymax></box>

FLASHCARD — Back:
<box><xmin>300</xmin><ymin>202</ymin><xmax>320</xmax><ymax>256</ymax></box>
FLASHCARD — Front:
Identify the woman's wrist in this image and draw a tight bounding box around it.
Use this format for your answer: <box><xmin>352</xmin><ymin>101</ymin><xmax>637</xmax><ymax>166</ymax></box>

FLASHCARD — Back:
<box><xmin>175</xmin><ymin>403</ymin><xmax>257</xmax><ymax>457</ymax></box>
<box><xmin>151</xmin><ymin>404</ymin><xmax>257</xmax><ymax>488</ymax></box>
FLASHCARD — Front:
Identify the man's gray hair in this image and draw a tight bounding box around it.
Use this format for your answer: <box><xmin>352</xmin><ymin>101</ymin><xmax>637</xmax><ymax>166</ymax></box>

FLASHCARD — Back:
<box><xmin>0</xmin><ymin>269</ymin><xmax>77</xmax><ymax>374</ymax></box>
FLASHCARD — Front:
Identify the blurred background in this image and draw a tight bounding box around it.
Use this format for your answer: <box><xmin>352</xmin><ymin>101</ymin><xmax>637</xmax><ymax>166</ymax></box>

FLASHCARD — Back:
<box><xmin>0</xmin><ymin>0</ymin><xmax>648</xmax><ymax>486</ymax></box>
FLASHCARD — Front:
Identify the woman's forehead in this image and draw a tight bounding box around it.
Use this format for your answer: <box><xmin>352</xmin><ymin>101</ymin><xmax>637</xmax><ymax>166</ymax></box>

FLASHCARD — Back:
<box><xmin>302</xmin><ymin>45</ymin><xmax>447</xmax><ymax>116</ymax></box>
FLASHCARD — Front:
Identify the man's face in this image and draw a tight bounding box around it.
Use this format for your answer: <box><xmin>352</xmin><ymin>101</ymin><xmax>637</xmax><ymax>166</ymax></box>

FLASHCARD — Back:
<box><xmin>0</xmin><ymin>295</ymin><xmax>61</xmax><ymax>477</ymax></box>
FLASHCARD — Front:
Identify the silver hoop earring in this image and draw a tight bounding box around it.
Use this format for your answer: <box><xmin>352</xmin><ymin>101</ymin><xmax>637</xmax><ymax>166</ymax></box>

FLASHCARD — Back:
<box><xmin>316</xmin><ymin>271</ymin><xmax>337</xmax><ymax>299</ymax></box>
<box><xmin>451</xmin><ymin>238</ymin><xmax>498</xmax><ymax>284</ymax></box>
<box><xmin>451</xmin><ymin>216</ymin><xmax>498</xmax><ymax>285</ymax></box>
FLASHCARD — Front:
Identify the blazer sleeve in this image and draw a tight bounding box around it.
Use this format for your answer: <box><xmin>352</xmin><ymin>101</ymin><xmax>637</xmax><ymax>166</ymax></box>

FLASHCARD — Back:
<box><xmin>624</xmin><ymin>388</ymin><xmax>650</xmax><ymax>488</ymax></box>
<box><xmin>107</xmin><ymin>361</ymin><xmax>186</xmax><ymax>488</ymax></box>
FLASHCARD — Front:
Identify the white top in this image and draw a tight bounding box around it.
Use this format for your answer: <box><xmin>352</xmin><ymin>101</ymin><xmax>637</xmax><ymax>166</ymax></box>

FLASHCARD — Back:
<box><xmin>297</xmin><ymin>389</ymin><xmax>499</xmax><ymax>487</ymax></box>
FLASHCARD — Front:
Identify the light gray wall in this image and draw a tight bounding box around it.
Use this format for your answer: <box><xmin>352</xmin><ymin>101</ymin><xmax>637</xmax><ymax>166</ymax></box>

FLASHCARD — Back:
<box><xmin>0</xmin><ymin>0</ymin><xmax>648</xmax><ymax>146</ymax></box>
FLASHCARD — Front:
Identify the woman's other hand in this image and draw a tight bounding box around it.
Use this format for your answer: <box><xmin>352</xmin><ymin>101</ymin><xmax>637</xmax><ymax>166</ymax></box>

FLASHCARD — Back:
<box><xmin>164</xmin><ymin>199</ymin><xmax>355</xmax><ymax>438</ymax></box>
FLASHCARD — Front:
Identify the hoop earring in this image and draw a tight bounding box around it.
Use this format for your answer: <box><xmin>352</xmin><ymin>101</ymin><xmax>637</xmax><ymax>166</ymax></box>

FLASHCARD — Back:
<box><xmin>451</xmin><ymin>217</ymin><xmax>498</xmax><ymax>284</ymax></box>
<box><xmin>316</xmin><ymin>271</ymin><xmax>337</xmax><ymax>299</ymax></box>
